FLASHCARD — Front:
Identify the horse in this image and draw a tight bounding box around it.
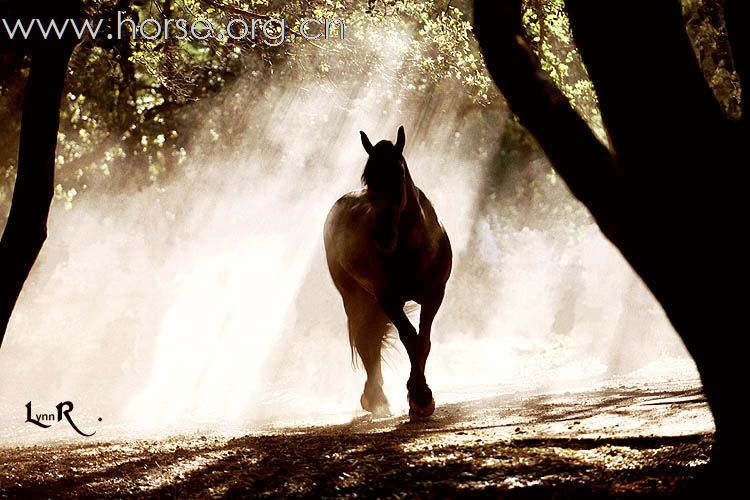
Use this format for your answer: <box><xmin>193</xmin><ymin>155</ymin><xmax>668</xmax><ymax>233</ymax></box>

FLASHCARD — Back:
<box><xmin>324</xmin><ymin>126</ymin><xmax>452</xmax><ymax>418</ymax></box>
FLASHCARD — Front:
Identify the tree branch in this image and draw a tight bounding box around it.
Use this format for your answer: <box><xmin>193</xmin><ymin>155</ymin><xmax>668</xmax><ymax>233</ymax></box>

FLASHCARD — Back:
<box><xmin>473</xmin><ymin>0</ymin><xmax>622</xmax><ymax>230</ymax></box>
<box><xmin>564</xmin><ymin>0</ymin><xmax>728</xmax><ymax>175</ymax></box>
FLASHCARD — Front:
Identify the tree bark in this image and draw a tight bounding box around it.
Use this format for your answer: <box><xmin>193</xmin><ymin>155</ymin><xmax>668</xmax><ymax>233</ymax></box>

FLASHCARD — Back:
<box><xmin>0</xmin><ymin>2</ymin><xmax>80</xmax><ymax>347</ymax></box>
<box><xmin>474</xmin><ymin>0</ymin><xmax>747</xmax><ymax>478</ymax></box>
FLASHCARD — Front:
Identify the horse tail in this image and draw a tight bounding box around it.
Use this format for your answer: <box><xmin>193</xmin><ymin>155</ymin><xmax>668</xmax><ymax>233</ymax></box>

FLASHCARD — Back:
<box><xmin>347</xmin><ymin>316</ymin><xmax>358</xmax><ymax>367</ymax></box>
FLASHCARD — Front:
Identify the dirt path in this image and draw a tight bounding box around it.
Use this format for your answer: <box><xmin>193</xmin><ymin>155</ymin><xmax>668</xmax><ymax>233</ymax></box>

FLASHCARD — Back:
<box><xmin>0</xmin><ymin>383</ymin><xmax>713</xmax><ymax>498</ymax></box>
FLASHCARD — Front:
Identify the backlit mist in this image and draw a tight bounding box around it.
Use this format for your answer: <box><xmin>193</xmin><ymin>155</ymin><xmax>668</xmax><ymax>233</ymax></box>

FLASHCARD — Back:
<box><xmin>0</xmin><ymin>28</ymin><xmax>697</xmax><ymax>444</ymax></box>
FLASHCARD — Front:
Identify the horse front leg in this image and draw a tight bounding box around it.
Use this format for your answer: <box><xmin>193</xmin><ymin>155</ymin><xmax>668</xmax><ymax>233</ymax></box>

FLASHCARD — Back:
<box><xmin>380</xmin><ymin>295</ymin><xmax>417</xmax><ymax>347</ymax></box>
<box><xmin>406</xmin><ymin>289</ymin><xmax>445</xmax><ymax>418</ymax></box>
<box><xmin>379</xmin><ymin>294</ymin><xmax>425</xmax><ymax>410</ymax></box>
<box><xmin>380</xmin><ymin>289</ymin><xmax>444</xmax><ymax>419</ymax></box>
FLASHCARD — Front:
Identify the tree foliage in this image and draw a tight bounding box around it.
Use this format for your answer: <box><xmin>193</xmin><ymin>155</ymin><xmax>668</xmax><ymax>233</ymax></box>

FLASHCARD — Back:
<box><xmin>1</xmin><ymin>0</ymin><xmax>492</xmax><ymax>216</ymax></box>
<box><xmin>0</xmin><ymin>0</ymin><xmax>741</xmax><ymax>219</ymax></box>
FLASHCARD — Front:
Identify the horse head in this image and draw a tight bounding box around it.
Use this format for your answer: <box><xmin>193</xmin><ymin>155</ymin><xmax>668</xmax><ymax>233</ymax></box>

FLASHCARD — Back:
<box><xmin>360</xmin><ymin>126</ymin><xmax>407</xmax><ymax>198</ymax></box>
<box><xmin>358</xmin><ymin>126</ymin><xmax>411</xmax><ymax>253</ymax></box>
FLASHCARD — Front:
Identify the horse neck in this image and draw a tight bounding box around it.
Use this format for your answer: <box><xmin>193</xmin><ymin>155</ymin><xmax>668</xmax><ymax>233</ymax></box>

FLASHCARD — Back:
<box><xmin>368</xmin><ymin>163</ymin><xmax>419</xmax><ymax>252</ymax></box>
<box><xmin>367</xmin><ymin>159</ymin><xmax>415</xmax><ymax>206</ymax></box>
<box><xmin>401</xmin><ymin>165</ymin><xmax>421</xmax><ymax>215</ymax></box>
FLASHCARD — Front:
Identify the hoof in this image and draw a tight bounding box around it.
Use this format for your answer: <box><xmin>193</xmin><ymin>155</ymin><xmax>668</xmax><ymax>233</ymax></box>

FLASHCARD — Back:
<box><xmin>372</xmin><ymin>406</ymin><xmax>392</xmax><ymax>419</ymax></box>
<box><xmin>361</xmin><ymin>393</ymin><xmax>391</xmax><ymax>418</ymax></box>
<box><xmin>408</xmin><ymin>395</ymin><xmax>435</xmax><ymax>419</ymax></box>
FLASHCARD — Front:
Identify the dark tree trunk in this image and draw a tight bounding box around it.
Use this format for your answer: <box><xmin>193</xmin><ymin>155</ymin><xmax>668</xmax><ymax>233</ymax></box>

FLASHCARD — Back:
<box><xmin>474</xmin><ymin>0</ymin><xmax>747</xmax><ymax>478</ymax></box>
<box><xmin>0</xmin><ymin>2</ymin><xmax>80</xmax><ymax>347</ymax></box>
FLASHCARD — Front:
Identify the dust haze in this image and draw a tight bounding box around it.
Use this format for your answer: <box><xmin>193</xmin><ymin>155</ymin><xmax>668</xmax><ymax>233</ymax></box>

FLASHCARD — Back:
<box><xmin>0</xmin><ymin>29</ymin><xmax>697</xmax><ymax>444</ymax></box>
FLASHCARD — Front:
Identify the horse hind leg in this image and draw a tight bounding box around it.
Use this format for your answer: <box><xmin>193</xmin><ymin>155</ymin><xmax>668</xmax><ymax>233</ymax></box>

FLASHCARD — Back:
<box><xmin>344</xmin><ymin>290</ymin><xmax>391</xmax><ymax>417</ymax></box>
<box><xmin>357</xmin><ymin>325</ymin><xmax>391</xmax><ymax>418</ymax></box>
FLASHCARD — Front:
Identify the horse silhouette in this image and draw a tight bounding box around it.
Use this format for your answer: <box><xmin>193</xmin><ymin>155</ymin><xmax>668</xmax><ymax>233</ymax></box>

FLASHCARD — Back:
<box><xmin>324</xmin><ymin>126</ymin><xmax>452</xmax><ymax>418</ymax></box>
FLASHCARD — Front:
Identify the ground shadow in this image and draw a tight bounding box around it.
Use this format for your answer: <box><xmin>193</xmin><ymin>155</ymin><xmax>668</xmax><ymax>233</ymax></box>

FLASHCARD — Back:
<box><xmin>0</xmin><ymin>385</ymin><xmax>711</xmax><ymax>498</ymax></box>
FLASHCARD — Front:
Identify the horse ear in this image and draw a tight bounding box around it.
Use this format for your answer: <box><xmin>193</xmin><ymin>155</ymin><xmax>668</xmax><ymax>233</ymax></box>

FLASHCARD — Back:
<box><xmin>360</xmin><ymin>131</ymin><xmax>374</xmax><ymax>155</ymax></box>
<box><xmin>395</xmin><ymin>126</ymin><xmax>406</xmax><ymax>154</ymax></box>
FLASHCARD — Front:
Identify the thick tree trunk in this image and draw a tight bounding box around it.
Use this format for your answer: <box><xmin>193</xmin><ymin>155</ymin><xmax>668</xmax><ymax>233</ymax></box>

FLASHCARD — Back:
<box><xmin>474</xmin><ymin>0</ymin><xmax>747</xmax><ymax>478</ymax></box>
<box><xmin>0</xmin><ymin>3</ymin><xmax>80</xmax><ymax>347</ymax></box>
